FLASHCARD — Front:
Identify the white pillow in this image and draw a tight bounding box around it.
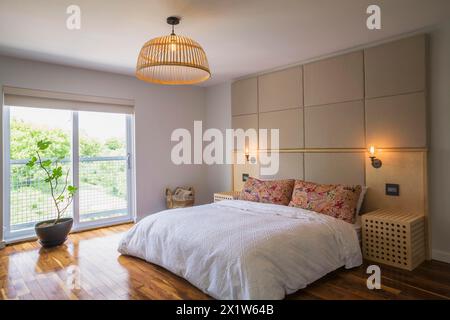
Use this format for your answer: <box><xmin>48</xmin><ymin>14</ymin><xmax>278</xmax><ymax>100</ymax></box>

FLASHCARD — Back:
<box><xmin>356</xmin><ymin>186</ymin><xmax>368</xmax><ymax>215</ymax></box>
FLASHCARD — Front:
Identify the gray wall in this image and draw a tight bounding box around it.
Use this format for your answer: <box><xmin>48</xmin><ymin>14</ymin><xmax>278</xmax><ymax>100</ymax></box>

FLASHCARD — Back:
<box><xmin>429</xmin><ymin>20</ymin><xmax>450</xmax><ymax>262</ymax></box>
<box><xmin>0</xmin><ymin>55</ymin><xmax>209</xmax><ymax>243</ymax></box>
<box><xmin>205</xmin><ymin>82</ymin><xmax>232</xmax><ymax>199</ymax></box>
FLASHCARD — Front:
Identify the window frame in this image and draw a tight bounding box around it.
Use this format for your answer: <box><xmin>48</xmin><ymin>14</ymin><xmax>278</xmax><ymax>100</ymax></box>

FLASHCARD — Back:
<box><xmin>2</xmin><ymin>105</ymin><xmax>136</xmax><ymax>243</ymax></box>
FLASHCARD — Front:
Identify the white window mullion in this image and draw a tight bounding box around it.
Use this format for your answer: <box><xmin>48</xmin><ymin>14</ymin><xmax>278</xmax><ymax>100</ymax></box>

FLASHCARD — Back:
<box><xmin>126</xmin><ymin>115</ymin><xmax>135</xmax><ymax>222</ymax></box>
<box><xmin>72</xmin><ymin>111</ymin><xmax>80</xmax><ymax>229</ymax></box>
<box><xmin>2</xmin><ymin>106</ymin><xmax>11</xmax><ymax>239</ymax></box>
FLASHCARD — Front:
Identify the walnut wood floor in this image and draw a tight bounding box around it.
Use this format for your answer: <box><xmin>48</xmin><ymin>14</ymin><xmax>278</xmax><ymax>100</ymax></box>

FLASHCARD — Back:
<box><xmin>1</xmin><ymin>223</ymin><xmax>449</xmax><ymax>300</ymax></box>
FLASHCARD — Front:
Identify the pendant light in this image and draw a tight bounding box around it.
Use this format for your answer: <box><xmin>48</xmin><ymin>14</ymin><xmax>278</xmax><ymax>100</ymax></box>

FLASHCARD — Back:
<box><xmin>136</xmin><ymin>16</ymin><xmax>211</xmax><ymax>85</ymax></box>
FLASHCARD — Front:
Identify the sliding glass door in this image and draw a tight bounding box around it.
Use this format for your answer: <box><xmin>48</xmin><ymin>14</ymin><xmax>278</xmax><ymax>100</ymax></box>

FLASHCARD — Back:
<box><xmin>77</xmin><ymin>111</ymin><xmax>132</xmax><ymax>225</ymax></box>
<box><xmin>3</xmin><ymin>106</ymin><xmax>134</xmax><ymax>241</ymax></box>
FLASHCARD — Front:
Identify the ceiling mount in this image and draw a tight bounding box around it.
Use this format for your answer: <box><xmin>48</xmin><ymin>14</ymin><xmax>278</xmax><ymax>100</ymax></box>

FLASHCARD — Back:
<box><xmin>167</xmin><ymin>16</ymin><xmax>180</xmax><ymax>26</ymax></box>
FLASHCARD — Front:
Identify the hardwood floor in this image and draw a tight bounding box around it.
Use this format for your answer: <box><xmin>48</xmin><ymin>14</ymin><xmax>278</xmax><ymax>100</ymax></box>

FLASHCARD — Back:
<box><xmin>1</xmin><ymin>223</ymin><xmax>449</xmax><ymax>300</ymax></box>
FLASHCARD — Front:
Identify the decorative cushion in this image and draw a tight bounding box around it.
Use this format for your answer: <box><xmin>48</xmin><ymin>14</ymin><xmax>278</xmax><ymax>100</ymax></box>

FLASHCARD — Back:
<box><xmin>239</xmin><ymin>177</ymin><xmax>295</xmax><ymax>206</ymax></box>
<box><xmin>289</xmin><ymin>180</ymin><xmax>362</xmax><ymax>223</ymax></box>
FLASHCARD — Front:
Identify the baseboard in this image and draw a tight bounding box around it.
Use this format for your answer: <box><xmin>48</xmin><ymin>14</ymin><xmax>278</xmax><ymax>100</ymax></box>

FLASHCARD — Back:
<box><xmin>0</xmin><ymin>240</ymin><xmax>5</xmax><ymax>250</ymax></box>
<box><xmin>432</xmin><ymin>249</ymin><xmax>450</xmax><ymax>264</ymax></box>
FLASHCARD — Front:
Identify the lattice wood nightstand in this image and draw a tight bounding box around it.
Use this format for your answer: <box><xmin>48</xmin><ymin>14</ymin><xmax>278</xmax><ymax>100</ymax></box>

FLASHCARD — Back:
<box><xmin>362</xmin><ymin>209</ymin><xmax>426</xmax><ymax>271</ymax></box>
<box><xmin>214</xmin><ymin>191</ymin><xmax>240</xmax><ymax>202</ymax></box>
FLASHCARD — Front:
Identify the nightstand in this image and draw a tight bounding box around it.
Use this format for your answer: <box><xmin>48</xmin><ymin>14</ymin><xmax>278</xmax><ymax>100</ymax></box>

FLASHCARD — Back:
<box><xmin>362</xmin><ymin>208</ymin><xmax>426</xmax><ymax>271</ymax></box>
<box><xmin>214</xmin><ymin>191</ymin><xmax>240</xmax><ymax>202</ymax></box>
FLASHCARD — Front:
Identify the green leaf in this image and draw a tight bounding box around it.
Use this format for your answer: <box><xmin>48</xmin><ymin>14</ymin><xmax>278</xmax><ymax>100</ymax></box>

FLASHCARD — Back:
<box><xmin>41</xmin><ymin>159</ymin><xmax>52</xmax><ymax>167</ymax></box>
<box><xmin>52</xmin><ymin>166</ymin><xmax>63</xmax><ymax>179</ymax></box>
<box><xmin>67</xmin><ymin>185</ymin><xmax>78</xmax><ymax>196</ymax></box>
<box><xmin>37</xmin><ymin>140</ymin><xmax>51</xmax><ymax>151</ymax></box>
<box><xmin>26</xmin><ymin>156</ymin><xmax>37</xmax><ymax>167</ymax></box>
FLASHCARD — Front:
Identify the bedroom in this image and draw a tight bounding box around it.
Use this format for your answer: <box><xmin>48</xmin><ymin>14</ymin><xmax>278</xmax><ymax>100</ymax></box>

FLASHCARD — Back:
<box><xmin>0</xmin><ymin>0</ymin><xmax>450</xmax><ymax>312</ymax></box>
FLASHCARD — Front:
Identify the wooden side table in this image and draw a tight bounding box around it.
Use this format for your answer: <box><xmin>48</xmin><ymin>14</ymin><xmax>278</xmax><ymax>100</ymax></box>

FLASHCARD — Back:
<box><xmin>214</xmin><ymin>191</ymin><xmax>240</xmax><ymax>203</ymax></box>
<box><xmin>362</xmin><ymin>208</ymin><xmax>426</xmax><ymax>271</ymax></box>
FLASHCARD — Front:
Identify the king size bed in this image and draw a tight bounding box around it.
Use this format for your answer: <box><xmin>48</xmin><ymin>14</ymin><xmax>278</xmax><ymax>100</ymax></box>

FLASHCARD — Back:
<box><xmin>118</xmin><ymin>198</ymin><xmax>362</xmax><ymax>300</ymax></box>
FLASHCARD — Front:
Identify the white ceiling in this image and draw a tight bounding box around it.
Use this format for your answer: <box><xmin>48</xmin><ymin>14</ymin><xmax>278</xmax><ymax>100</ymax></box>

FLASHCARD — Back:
<box><xmin>0</xmin><ymin>0</ymin><xmax>449</xmax><ymax>86</ymax></box>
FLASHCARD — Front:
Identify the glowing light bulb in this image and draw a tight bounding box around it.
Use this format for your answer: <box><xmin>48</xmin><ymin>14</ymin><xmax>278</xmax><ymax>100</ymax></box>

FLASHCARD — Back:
<box><xmin>369</xmin><ymin>145</ymin><xmax>376</xmax><ymax>156</ymax></box>
<box><xmin>170</xmin><ymin>43</ymin><xmax>177</xmax><ymax>52</ymax></box>
<box><xmin>245</xmin><ymin>147</ymin><xmax>250</xmax><ymax>162</ymax></box>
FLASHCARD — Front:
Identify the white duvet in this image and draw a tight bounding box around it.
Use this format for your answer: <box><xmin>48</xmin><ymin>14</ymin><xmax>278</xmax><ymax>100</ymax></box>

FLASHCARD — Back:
<box><xmin>118</xmin><ymin>200</ymin><xmax>362</xmax><ymax>300</ymax></box>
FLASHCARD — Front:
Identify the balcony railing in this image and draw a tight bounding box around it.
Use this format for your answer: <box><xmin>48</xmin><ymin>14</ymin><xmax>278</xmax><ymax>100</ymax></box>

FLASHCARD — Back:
<box><xmin>9</xmin><ymin>156</ymin><xmax>128</xmax><ymax>231</ymax></box>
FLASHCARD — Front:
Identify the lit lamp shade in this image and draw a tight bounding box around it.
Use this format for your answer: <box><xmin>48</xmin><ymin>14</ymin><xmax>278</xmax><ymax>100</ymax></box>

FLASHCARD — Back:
<box><xmin>136</xmin><ymin>34</ymin><xmax>211</xmax><ymax>85</ymax></box>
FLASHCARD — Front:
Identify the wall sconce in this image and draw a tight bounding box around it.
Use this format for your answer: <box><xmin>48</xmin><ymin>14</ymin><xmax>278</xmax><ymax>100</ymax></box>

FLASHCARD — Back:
<box><xmin>369</xmin><ymin>145</ymin><xmax>382</xmax><ymax>169</ymax></box>
<box><xmin>245</xmin><ymin>147</ymin><xmax>250</xmax><ymax>162</ymax></box>
<box><xmin>244</xmin><ymin>147</ymin><xmax>257</xmax><ymax>164</ymax></box>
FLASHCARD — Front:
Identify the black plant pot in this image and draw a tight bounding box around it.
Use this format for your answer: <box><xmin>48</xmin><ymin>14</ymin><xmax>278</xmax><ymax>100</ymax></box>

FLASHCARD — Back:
<box><xmin>35</xmin><ymin>218</ymin><xmax>73</xmax><ymax>248</ymax></box>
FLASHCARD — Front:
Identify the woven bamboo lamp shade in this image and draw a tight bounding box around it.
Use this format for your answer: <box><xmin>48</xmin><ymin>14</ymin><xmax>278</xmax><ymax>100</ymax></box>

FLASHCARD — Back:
<box><xmin>136</xmin><ymin>17</ymin><xmax>211</xmax><ymax>85</ymax></box>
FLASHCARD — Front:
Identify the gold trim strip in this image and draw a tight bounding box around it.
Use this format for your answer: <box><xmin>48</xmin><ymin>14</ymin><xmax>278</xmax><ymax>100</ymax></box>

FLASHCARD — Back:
<box><xmin>233</xmin><ymin>148</ymin><xmax>428</xmax><ymax>153</ymax></box>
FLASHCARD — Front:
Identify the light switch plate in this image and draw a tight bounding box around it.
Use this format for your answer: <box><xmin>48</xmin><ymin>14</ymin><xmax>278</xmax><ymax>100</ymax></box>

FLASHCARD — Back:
<box><xmin>386</xmin><ymin>183</ymin><xmax>400</xmax><ymax>196</ymax></box>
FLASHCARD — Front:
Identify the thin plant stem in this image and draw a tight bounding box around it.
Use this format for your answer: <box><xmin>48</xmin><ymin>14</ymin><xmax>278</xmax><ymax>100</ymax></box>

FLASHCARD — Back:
<box><xmin>35</xmin><ymin>150</ymin><xmax>73</xmax><ymax>225</ymax></box>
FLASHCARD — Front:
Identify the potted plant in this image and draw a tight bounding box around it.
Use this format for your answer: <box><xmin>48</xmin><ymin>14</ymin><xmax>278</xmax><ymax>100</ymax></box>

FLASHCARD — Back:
<box><xmin>26</xmin><ymin>140</ymin><xmax>77</xmax><ymax>248</ymax></box>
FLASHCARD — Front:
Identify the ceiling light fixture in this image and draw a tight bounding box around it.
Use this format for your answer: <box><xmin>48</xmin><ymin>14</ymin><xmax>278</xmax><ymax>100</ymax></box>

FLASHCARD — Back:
<box><xmin>136</xmin><ymin>16</ymin><xmax>211</xmax><ymax>85</ymax></box>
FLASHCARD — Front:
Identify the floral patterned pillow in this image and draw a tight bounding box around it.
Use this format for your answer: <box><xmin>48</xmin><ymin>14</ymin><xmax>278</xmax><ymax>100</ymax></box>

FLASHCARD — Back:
<box><xmin>289</xmin><ymin>180</ymin><xmax>362</xmax><ymax>224</ymax></box>
<box><xmin>239</xmin><ymin>177</ymin><xmax>295</xmax><ymax>206</ymax></box>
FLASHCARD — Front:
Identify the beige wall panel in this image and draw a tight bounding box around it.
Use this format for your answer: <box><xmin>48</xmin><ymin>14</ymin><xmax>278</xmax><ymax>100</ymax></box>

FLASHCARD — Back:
<box><xmin>304</xmin><ymin>153</ymin><xmax>365</xmax><ymax>186</ymax></box>
<box><xmin>260</xmin><ymin>153</ymin><xmax>304</xmax><ymax>180</ymax></box>
<box><xmin>258</xmin><ymin>66</ymin><xmax>303</xmax><ymax>112</ymax></box>
<box><xmin>365</xmin><ymin>92</ymin><xmax>426</xmax><ymax>148</ymax></box>
<box><xmin>233</xmin><ymin>151</ymin><xmax>260</xmax><ymax>191</ymax></box>
<box><xmin>304</xmin><ymin>51</ymin><xmax>364</xmax><ymax>106</ymax></box>
<box><xmin>232</xmin><ymin>113</ymin><xmax>258</xmax><ymax>131</ymax></box>
<box><xmin>231</xmin><ymin>77</ymin><xmax>258</xmax><ymax>116</ymax></box>
<box><xmin>232</xmin><ymin>114</ymin><xmax>258</xmax><ymax>151</ymax></box>
<box><xmin>233</xmin><ymin>163</ymin><xmax>260</xmax><ymax>191</ymax></box>
<box><xmin>363</xmin><ymin>151</ymin><xmax>426</xmax><ymax>215</ymax></box>
<box><xmin>258</xmin><ymin>108</ymin><xmax>304</xmax><ymax>149</ymax></box>
<box><xmin>365</xmin><ymin>35</ymin><xmax>426</xmax><ymax>98</ymax></box>
<box><xmin>305</xmin><ymin>100</ymin><xmax>365</xmax><ymax>148</ymax></box>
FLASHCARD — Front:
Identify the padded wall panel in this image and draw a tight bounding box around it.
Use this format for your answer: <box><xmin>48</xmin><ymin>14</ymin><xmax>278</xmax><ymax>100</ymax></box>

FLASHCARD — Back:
<box><xmin>232</xmin><ymin>114</ymin><xmax>258</xmax><ymax>150</ymax></box>
<box><xmin>233</xmin><ymin>151</ymin><xmax>260</xmax><ymax>191</ymax></box>
<box><xmin>259</xmin><ymin>153</ymin><xmax>304</xmax><ymax>180</ymax></box>
<box><xmin>258</xmin><ymin>66</ymin><xmax>303</xmax><ymax>112</ymax></box>
<box><xmin>365</xmin><ymin>92</ymin><xmax>426</xmax><ymax>148</ymax></box>
<box><xmin>305</xmin><ymin>100</ymin><xmax>365</xmax><ymax>148</ymax></box>
<box><xmin>304</xmin><ymin>51</ymin><xmax>364</xmax><ymax>106</ymax></box>
<box><xmin>304</xmin><ymin>153</ymin><xmax>365</xmax><ymax>186</ymax></box>
<box><xmin>258</xmin><ymin>108</ymin><xmax>303</xmax><ymax>149</ymax></box>
<box><xmin>364</xmin><ymin>152</ymin><xmax>426</xmax><ymax>215</ymax></box>
<box><xmin>365</xmin><ymin>35</ymin><xmax>426</xmax><ymax>98</ymax></box>
<box><xmin>231</xmin><ymin>77</ymin><xmax>258</xmax><ymax>116</ymax></box>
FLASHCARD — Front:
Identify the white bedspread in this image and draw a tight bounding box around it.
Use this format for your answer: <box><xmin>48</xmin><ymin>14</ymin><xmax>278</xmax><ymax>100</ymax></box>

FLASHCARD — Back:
<box><xmin>118</xmin><ymin>200</ymin><xmax>362</xmax><ymax>300</ymax></box>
